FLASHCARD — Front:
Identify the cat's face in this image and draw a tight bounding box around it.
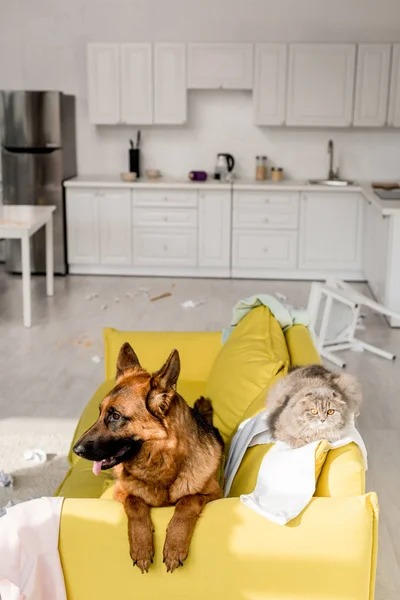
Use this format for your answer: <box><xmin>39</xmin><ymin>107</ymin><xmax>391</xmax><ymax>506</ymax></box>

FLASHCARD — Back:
<box><xmin>296</xmin><ymin>386</ymin><xmax>349</xmax><ymax>432</ymax></box>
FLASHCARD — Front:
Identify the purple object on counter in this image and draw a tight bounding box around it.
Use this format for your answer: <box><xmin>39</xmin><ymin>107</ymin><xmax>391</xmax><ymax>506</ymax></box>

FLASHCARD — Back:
<box><xmin>189</xmin><ymin>170</ymin><xmax>208</xmax><ymax>182</ymax></box>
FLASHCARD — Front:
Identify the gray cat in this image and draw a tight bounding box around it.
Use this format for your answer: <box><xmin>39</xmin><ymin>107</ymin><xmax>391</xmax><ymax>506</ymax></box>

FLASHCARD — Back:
<box><xmin>266</xmin><ymin>364</ymin><xmax>362</xmax><ymax>448</ymax></box>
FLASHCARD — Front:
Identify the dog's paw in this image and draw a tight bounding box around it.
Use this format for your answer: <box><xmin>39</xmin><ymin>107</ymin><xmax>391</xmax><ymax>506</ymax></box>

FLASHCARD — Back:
<box><xmin>163</xmin><ymin>541</ymin><xmax>188</xmax><ymax>573</ymax></box>
<box><xmin>130</xmin><ymin>546</ymin><xmax>154</xmax><ymax>574</ymax></box>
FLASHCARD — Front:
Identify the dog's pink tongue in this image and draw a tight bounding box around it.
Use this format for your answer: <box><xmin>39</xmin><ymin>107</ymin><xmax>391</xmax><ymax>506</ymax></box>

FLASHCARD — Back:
<box><xmin>92</xmin><ymin>461</ymin><xmax>102</xmax><ymax>476</ymax></box>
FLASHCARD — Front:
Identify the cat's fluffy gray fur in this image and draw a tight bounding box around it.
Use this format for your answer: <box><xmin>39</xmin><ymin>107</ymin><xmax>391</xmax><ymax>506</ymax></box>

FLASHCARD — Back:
<box><xmin>266</xmin><ymin>364</ymin><xmax>362</xmax><ymax>448</ymax></box>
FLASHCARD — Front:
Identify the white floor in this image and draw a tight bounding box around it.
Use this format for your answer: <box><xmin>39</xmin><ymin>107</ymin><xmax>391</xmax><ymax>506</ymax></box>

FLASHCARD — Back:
<box><xmin>0</xmin><ymin>267</ymin><xmax>399</xmax><ymax>599</ymax></box>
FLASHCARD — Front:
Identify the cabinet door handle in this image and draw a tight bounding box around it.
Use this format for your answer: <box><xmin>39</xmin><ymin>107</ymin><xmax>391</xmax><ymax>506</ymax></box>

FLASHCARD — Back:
<box><xmin>164</xmin><ymin>196</ymin><xmax>168</xmax><ymax>202</ymax></box>
<box><xmin>264</xmin><ymin>217</ymin><xmax>269</xmax><ymax>223</ymax></box>
<box><xmin>264</xmin><ymin>198</ymin><xmax>270</xmax><ymax>204</ymax></box>
<box><xmin>164</xmin><ymin>216</ymin><xmax>168</xmax><ymax>222</ymax></box>
<box><xmin>263</xmin><ymin>247</ymin><xmax>269</xmax><ymax>253</ymax></box>
<box><xmin>163</xmin><ymin>244</ymin><xmax>168</xmax><ymax>251</ymax></box>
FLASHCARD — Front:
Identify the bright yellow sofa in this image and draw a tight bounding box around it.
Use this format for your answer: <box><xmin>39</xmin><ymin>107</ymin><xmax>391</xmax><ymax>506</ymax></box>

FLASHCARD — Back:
<box><xmin>57</xmin><ymin>309</ymin><xmax>378</xmax><ymax>600</ymax></box>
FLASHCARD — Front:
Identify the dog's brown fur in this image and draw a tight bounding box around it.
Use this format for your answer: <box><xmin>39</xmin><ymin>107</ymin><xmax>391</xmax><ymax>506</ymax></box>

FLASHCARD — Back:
<box><xmin>73</xmin><ymin>343</ymin><xmax>224</xmax><ymax>573</ymax></box>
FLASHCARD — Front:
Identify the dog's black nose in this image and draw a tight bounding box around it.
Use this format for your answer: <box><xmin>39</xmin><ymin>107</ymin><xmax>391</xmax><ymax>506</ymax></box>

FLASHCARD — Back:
<box><xmin>73</xmin><ymin>443</ymin><xmax>86</xmax><ymax>457</ymax></box>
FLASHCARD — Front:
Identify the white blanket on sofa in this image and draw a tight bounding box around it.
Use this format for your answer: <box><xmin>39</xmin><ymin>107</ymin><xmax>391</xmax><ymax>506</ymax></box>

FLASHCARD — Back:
<box><xmin>224</xmin><ymin>411</ymin><xmax>367</xmax><ymax>525</ymax></box>
<box><xmin>0</xmin><ymin>496</ymin><xmax>66</xmax><ymax>600</ymax></box>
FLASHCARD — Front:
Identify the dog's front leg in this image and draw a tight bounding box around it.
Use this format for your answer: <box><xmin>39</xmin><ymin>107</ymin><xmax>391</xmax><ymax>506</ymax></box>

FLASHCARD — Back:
<box><xmin>124</xmin><ymin>495</ymin><xmax>154</xmax><ymax>573</ymax></box>
<box><xmin>163</xmin><ymin>491</ymin><xmax>220</xmax><ymax>573</ymax></box>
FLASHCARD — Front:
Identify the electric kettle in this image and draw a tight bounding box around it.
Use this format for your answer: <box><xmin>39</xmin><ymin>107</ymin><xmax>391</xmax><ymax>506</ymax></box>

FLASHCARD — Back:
<box><xmin>214</xmin><ymin>153</ymin><xmax>235</xmax><ymax>180</ymax></box>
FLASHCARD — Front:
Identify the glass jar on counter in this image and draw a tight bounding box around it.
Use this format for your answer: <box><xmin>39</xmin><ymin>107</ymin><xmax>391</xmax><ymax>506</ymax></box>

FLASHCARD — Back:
<box><xmin>255</xmin><ymin>156</ymin><xmax>267</xmax><ymax>181</ymax></box>
<box><xmin>271</xmin><ymin>167</ymin><xmax>284</xmax><ymax>182</ymax></box>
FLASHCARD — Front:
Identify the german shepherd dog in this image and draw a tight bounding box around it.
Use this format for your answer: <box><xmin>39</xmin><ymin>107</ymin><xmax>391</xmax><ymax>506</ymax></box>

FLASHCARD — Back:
<box><xmin>73</xmin><ymin>343</ymin><xmax>224</xmax><ymax>573</ymax></box>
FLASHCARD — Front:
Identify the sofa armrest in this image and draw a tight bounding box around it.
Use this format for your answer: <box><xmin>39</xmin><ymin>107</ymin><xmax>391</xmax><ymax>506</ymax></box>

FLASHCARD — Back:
<box><xmin>59</xmin><ymin>494</ymin><xmax>378</xmax><ymax>600</ymax></box>
<box><xmin>315</xmin><ymin>442</ymin><xmax>366</xmax><ymax>497</ymax></box>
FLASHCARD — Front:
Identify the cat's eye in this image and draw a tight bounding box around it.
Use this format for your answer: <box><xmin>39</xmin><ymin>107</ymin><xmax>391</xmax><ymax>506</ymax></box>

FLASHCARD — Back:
<box><xmin>327</xmin><ymin>409</ymin><xmax>335</xmax><ymax>415</ymax></box>
<box><xmin>310</xmin><ymin>408</ymin><xmax>318</xmax><ymax>415</ymax></box>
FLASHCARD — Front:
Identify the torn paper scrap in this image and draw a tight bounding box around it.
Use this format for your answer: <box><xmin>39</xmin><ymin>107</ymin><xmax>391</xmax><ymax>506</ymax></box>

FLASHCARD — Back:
<box><xmin>275</xmin><ymin>292</ymin><xmax>288</xmax><ymax>302</ymax></box>
<box><xmin>23</xmin><ymin>449</ymin><xmax>47</xmax><ymax>464</ymax></box>
<box><xmin>91</xmin><ymin>355</ymin><xmax>102</xmax><ymax>364</ymax></box>
<box><xmin>0</xmin><ymin>471</ymin><xmax>14</xmax><ymax>488</ymax></box>
<box><xmin>84</xmin><ymin>292</ymin><xmax>98</xmax><ymax>301</ymax></box>
<box><xmin>181</xmin><ymin>299</ymin><xmax>207</xmax><ymax>309</ymax></box>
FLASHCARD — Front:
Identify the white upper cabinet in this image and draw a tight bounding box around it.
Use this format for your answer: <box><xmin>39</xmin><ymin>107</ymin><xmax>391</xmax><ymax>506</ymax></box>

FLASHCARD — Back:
<box><xmin>388</xmin><ymin>44</ymin><xmax>400</xmax><ymax>127</ymax></box>
<box><xmin>154</xmin><ymin>43</ymin><xmax>186</xmax><ymax>124</ymax></box>
<box><xmin>187</xmin><ymin>43</ymin><xmax>253</xmax><ymax>90</ymax></box>
<box><xmin>287</xmin><ymin>44</ymin><xmax>356</xmax><ymax>126</ymax></box>
<box><xmin>353</xmin><ymin>44</ymin><xmax>391</xmax><ymax>127</ymax></box>
<box><xmin>120</xmin><ymin>44</ymin><xmax>153</xmax><ymax>125</ymax></box>
<box><xmin>253</xmin><ymin>44</ymin><xmax>287</xmax><ymax>125</ymax></box>
<box><xmin>87</xmin><ymin>44</ymin><xmax>120</xmax><ymax>124</ymax></box>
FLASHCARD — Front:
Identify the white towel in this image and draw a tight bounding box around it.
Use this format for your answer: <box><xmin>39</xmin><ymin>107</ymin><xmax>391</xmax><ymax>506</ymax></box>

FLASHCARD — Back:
<box><xmin>224</xmin><ymin>411</ymin><xmax>367</xmax><ymax>525</ymax></box>
<box><xmin>0</xmin><ymin>496</ymin><xmax>66</xmax><ymax>600</ymax></box>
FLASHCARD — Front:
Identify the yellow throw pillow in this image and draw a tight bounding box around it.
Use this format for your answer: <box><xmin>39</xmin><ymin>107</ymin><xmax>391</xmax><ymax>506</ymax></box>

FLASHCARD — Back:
<box><xmin>103</xmin><ymin>329</ymin><xmax>221</xmax><ymax>382</ymax></box>
<box><xmin>205</xmin><ymin>306</ymin><xmax>288</xmax><ymax>442</ymax></box>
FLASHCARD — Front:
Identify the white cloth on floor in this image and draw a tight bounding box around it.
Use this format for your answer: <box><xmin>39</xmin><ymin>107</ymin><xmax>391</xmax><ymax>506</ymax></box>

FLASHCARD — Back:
<box><xmin>0</xmin><ymin>496</ymin><xmax>66</xmax><ymax>600</ymax></box>
<box><xmin>224</xmin><ymin>411</ymin><xmax>367</xmax><ymax>525</ymax></box>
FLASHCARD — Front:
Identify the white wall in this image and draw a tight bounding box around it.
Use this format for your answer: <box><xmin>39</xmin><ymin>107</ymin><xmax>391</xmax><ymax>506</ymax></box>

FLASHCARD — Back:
<box><xmin>1</xmin><ymin>0</ymin><xmax>400</xmax><ymax>180</ymax></box>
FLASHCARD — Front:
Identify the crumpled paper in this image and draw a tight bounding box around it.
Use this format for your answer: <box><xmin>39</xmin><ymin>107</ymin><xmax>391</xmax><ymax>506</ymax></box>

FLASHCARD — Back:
<box><xmin>23</xmin><ymin>448</ymin><xmax>47</xmax><ymax>464</ymax></box>
<box><xmin>0</xmin><ymin>471</ymin><xmax>13</xmax><ymax>488</ymax></box>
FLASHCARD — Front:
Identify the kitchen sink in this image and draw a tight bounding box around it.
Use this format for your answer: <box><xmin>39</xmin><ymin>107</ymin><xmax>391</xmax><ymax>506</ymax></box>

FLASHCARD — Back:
<box><xmin>308</xmin><ymin>179</ymin><xmax>355</xmax><ymax>187</ymax></box>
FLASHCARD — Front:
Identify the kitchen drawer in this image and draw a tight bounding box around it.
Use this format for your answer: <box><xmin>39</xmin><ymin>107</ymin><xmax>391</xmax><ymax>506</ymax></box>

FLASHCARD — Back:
<box><xmin>134</xmin><ymin>207</ymin><xmax>197</xmax><ymax>228</ymax></box>
<box><xmin>234</xmin><ymin>191</ymin><xmax>299</xmax><ymax>210</ymax></box>
<box><xmin>233</xmin><ymin>206</ymin><xmax>298</xmax><ymax>229</ymax></box>
<box><xmin>133</xmin><ymin>189</ymin><xmax>198</xmax><ymax>208</ymax></box>
<box><xmin>232</xmin><ymin>230</ymin><xmax>297</xmax><ymax>269</ymax></box>
<box><xmin>133</xmin><ymin>228</ymin><xmax>197</xmax><ymax>267</ymax></box>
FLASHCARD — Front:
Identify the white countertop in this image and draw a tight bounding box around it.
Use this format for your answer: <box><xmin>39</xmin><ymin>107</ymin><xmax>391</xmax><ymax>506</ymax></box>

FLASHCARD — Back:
<box><xmin>64</xmin><ymin>175</ymin><xmax>400</xmax><ymax>215</ymax></box>
<box><xmin>64</xmin><ymin>174</ymin><xmax>231</xmax><ymax>190</ymax></box>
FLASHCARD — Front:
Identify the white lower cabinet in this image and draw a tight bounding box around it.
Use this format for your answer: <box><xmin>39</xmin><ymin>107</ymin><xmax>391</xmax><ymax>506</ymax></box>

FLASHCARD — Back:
<box><xmin>198</xmin><ymin>190</ymin><xmax>231</xmax><ymax>269</ymax></box>
<box><xmin>66</xmin><ymin>190</ymin><xmax>100</xmax><ymax>264</ymax></box>
<box><xmin>364</xmin><ymin>198</ymin><xmax>389</xmax><ymax>303</ymax></box>
<box><xmin>99</xmin><ymin>190</ymin><xmax>131</xmax><ymax>265</ymax></box>
<box><xmin>233</xmin><ymin>230</ymin><xmax>297</xmax><ymax>269</ymax></box>
<box><xmin>299</xmin><ymin>192</ymin><xmax>364</xmax><ymax>273</ymax></box>
<box><xmin>66</xmin><ymin>184</ymin><xmax>368</xmax><ymax>282</ymax></box>
<box><xmin>133</xmin><ymin>229</ymin><xmax>197</xmax><ymax>267</ymax></box>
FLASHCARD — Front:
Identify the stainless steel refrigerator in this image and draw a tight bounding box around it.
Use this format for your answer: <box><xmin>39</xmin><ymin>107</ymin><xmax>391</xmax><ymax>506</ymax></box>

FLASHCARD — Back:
<box><xmin>1</xmin><ymin>91</ymin><xmax>77</xmax><ymax>274</ymax></box>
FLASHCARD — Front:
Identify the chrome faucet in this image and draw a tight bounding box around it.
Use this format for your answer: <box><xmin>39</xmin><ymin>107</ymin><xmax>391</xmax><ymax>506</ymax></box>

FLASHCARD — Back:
<box><xmin>327</xmin><ymin>139</ymin><xmax>339</xmax><ymax>180</ymax></box>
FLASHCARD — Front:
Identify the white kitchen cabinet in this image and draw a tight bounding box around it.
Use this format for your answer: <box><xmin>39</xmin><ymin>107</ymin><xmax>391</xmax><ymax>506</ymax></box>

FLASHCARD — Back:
<box><xmin>299</xmin><ymin>192</ymin><xmax>363</xmax><ymax>272</ymax></box>
<box><xmin>364</xmin><ymin>198</ymin><xmax>390</xmax><ymax>303</ymax></box>
<box><xmin>253</xmin><ymin>44</ymin><xmax>287</xmax><ymax>125</ymax></box>
<box><xmin>99</xmin><ymin>190</ymin><xmax>131</xmax><ymax>265</ymax></box>
<box><xmin>198</xmin><ymin>190</ymin><xmax>231</xmax><ymax>269</ymax></box>
<box><xmin>154</xmin><ymin>43</ymin><xmax>186</xmax><ymax>124</ymax></box>
<box><xmin>66</xmin><ymin>190</ymin><xmax>99</xmax><ymax>264</ymax></box>
<box><xmin>133</xmin><ymin>229</ymin><xmax>197</xmax><ymax>267</ymax></box>
<box><xmin>120</xmin><ymin>44</ymin><xmax>153</xmax><ymax>125</ymax></box>
<box><xmin>187</xmin><ymin>43</ymin><xmax>253</xmax><ymax>90</ymax></box>
<box><xmin>87</xmin><ymin>44</ymin><xmax>120</xmax><ymax>124</ymax></box>
<box><xmin>354</xmin><ymin>44</ymin><xmax>391</xmax><ymax>127</ymax></box>
<box><xmin>232</xmin><ymin>230</ymin><xmax>297</xmax><ymax>270</ymax></box>
<box><xmin>388</xmin><ymin>44</ymin><xmax>400</xmax><ymax>127</ymax></box>
<box><xmin>287</xmin><ymin>44</ymin><xmax>356</xmax><ymax>126</ymax></box>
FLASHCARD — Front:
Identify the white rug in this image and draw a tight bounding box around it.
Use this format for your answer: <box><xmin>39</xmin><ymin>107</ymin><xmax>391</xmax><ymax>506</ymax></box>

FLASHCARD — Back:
<box><xmin>0</xmin><ymin>420</ymin><xmax>75</xmax><ymax>511</ymax></box>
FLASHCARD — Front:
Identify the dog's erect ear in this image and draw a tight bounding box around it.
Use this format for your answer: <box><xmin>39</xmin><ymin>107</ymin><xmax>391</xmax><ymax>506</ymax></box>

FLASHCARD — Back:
<box><xmin>116</xmin><ymin>342</ymin><xmax>141</xmax><ymax>380</ymax></box>
<box><xmin>152</xmin><ymin>349</ymin><xmax>180</xmax><ymax>390</ymax></box>
<box><xmin>146</xmin><ymin>350</ymin><xmax>180</xmax><ymax>418</ymax></box>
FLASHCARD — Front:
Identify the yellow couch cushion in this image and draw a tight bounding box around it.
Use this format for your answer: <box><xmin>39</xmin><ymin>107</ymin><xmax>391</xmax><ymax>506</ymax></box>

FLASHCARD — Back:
<box><xmin>56</xmin><ymin>457</ymin><xmax>113</xmax><ymax>499</ymax></box>
<box><xmin>284</xmin><ymin>325</ymin><xmax>322</xmax><ymax>366</ymax></box>
<box><xmin>205</xmin><ymin>306</ymin><xmax>289</xmax><ymax>442</ymax></box>
<box><xmin>103</xmin><ymin>329</ymin><xmax>221</xmax><ymax>382</ymax></box>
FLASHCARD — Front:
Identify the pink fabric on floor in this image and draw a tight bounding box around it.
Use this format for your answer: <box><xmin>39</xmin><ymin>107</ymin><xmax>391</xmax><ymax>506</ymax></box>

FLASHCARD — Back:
<box><xmin>0</xmin><ymin>497</ymin><xmax>66</xmax><ymax>600</ymax></box>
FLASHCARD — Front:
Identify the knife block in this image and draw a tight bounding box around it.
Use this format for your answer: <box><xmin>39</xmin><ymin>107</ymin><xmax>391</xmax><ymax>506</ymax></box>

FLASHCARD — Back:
<box><xmin>129</xmin><ymin>149</ymin><xmax>140</xmax><ymax>178</ymax></box>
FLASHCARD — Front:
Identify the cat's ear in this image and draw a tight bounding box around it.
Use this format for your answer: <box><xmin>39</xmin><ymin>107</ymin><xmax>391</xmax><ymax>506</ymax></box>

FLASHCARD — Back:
<box><xmin>331</xmin><ymin>391</ymin><xmax>346</xmax><ymax>404</ymax></box>
<box><xmin>335</xmin><ymin>373</ymin><xmax>362</xmax><ymax>415</ymax></box>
